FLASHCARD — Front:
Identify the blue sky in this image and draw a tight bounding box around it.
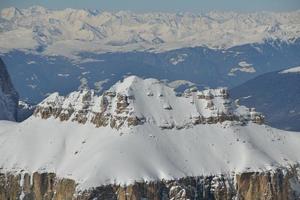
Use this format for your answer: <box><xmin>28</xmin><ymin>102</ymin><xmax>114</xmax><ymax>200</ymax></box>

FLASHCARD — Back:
<box><xmin>1</xmin><ymin>0</ymin><xmax>300</xmax><ymax>12</ymax></box>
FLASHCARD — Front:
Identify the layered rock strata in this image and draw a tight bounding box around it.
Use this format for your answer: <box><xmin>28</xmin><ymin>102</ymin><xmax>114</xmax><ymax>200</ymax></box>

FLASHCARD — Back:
<box><xmin>34</xmin><ymin>76</ymin><xmax>264</xmax><ymax>130</ymax></box>
<box><xmin>1</xmin><ymin>166</ymin><xmax>299</xmax><ymax>200</ymax></box>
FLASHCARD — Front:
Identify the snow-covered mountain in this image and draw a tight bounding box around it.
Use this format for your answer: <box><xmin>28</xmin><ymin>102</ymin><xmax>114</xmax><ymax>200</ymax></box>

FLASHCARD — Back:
<box><xmin>0</xmin><ymin>6</ymin><xmax>300</xmax><ymax>57</ymax></box>
<box><xmin>34</xmin><ymin>76</ymin><xmax>264</xmax><ymax>130</ymax></box>
<box><xmin>0</xmin><ymin>58</ymin><xmax>18</xmax><ymax>121</ymax></box>
<box><xmin>1</xmin><ymin>76</ymin><xmax>300</xmax><ymax>193</ymax></box>
<box><xmin>230</xmin><ymin>66</ymin><xmax>300</xmax><ymax>131</ymax></box>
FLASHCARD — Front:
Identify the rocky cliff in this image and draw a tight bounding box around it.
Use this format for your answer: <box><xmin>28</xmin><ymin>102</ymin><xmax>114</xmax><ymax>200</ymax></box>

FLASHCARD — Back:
<box><xmin>0</xmin><ymin>58</ymin><xmax>18</xmax><ymax>121</ymax></box>
<box><xmin>1</xmin><ymin>166</ymin><xmax>299</xmax><ymax>200</ymax></box>
<box><xmin>34</xmin><ymin>76</ymin><xmax>264</xmax><ymax>130</ymax></box>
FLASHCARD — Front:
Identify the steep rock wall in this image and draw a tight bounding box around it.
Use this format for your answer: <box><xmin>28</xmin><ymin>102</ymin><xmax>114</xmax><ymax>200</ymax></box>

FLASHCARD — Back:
<box><xmin>0</xmin><ymin>58</ymin><xmax>18</xmax><ymax>121</ymax></box>
<box><xmin>1</xmin><ymin>167</ymin><xmax>299</xmax><ymax>200</ymax></box>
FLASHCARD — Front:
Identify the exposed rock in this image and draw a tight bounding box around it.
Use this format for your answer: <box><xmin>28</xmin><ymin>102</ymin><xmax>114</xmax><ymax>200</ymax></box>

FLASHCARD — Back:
<box><xmin>1</xmin><ymin>167</ymin><xmax>299</xmax><ymax>200</ymax></box>
<box><xmin>163</xmin><ymin>103</ymin><xmax>172</xmax><ymax>110</ymax></box>
<box><xmin>206</xmin><ymin>100</ymin><xmax>214</xmax><ymax>109</ymax></box>
<box><xmin>0</xmin><ymin>58</ymin><xmax>19</xmax><ymax>121</ymax></box>
<box><xmin>0</xmin><ymin>172</ymin><xmax>75</xmax><ymax>200</ymax></box>
<box><xmin>236</xmin><ymin>168</ymin><xmax>299</xmax><ymax>200</ymax></box>
<box><xmin>127</xmin><ymin>115</ymin><xmax>142</xmax><ymax>126</ymax></box>
<box><xmin>115</xmin><ymin>94</ymin><xmax>129</xmax><ymax>114</ymax></box>
<box><xmin>33</xmin><ymin>76</ymin><xmax>264</xmax><ymax>131</ymax></box>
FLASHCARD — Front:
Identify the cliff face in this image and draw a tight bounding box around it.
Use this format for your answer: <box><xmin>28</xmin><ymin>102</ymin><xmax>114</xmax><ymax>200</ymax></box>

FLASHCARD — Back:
<box><xmin>1</xmin><ymin>167</ymin><xmax>299</xmax><ymax>200</ymax></box>
<box><xmin>0</xmin><ymin>172</ymin><xmax>75</xmax><ymax>200</ymax></box>
<box><xmin>33</xmin><ymin>76</ymin><xmax>264</xmax><ymax>130</ymax></box>
<box><xmin>0</xmin><ymin>58</ymin><xmax>18</xmax><ymax>121</ymax></box>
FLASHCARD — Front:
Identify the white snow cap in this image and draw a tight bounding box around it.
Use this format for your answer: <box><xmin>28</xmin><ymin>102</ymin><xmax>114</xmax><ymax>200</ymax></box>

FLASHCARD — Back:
<box><xmin>0</xmin><ymin>7</ymin><xmax>300</xmax><ymax>57</ymax></box>
<box><xmin>35</xmin><ymin>76</ymin><xmax>263</xmax><ymax>130</ymax></box>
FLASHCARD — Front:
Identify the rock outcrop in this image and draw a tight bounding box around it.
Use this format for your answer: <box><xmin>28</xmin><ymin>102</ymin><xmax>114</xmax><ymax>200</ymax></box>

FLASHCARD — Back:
<box><xmin>1</xmin><ymin>166</ymin><xmax>299</xmax><ymax>200</ymax></box>
<box><xmin>0</xmin><ymin>172</ymin><xmax>75</xmax><ymax>200</ymax></box>
<box><xmin>0</xmin><ymin>58</ymin><xmax>18</xmax><ymax>121</ymax></box>
<box><xmin>34</xmin><ymin>76</ymin><xmax>264</xmax><ymax>130</ymax></box>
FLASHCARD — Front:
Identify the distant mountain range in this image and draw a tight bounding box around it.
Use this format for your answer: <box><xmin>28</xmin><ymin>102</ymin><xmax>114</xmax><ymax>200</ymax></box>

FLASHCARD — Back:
<box><xmin>0</xmin><ymin>6</ymin><xmax>299</xmax><ymax>57</ymax></box>
<box><xmin>1</xmin><ymin>7</ymin><xmax>300</xmax><ymax>105</ymax></box>
<box><xmin>230</xmin><ymin>66</ymin><xmax>300</xmax><ymax>131</ymax></box>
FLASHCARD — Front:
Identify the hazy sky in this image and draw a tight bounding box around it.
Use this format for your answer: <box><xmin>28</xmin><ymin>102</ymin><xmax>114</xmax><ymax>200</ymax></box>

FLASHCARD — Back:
<box><xmin>1</xmin><ymin>0</ymin><xmax>300</xmax><ymax>12</ymax></box>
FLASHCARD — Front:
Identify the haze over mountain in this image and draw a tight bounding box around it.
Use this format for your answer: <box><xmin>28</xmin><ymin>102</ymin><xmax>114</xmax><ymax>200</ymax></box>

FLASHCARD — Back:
<box><xmin>0</xmin><ymin>6</ymin><xmax>299</xmax><ymax>57</ymax></box>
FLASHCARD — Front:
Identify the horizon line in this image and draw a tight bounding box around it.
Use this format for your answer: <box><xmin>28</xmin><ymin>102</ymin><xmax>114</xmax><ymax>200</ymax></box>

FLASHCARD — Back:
<box><xmin>2</xmin><ymin>5</ymin><xmax>300</xmax><ymax>15</ymax></box>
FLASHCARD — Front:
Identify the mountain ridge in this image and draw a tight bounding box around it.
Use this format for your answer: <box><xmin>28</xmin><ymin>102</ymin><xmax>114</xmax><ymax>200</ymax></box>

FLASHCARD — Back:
<box><xmin>1</xmin><ymin>6</ymin><xmax>300</xmax><ymax>57</ymax></box>
<box><xmin>0</xmin><ymin>76</ymin><xmax>299</xmax><ymax>190</ymax></box>
<box><xmin>34</xmin><ymin>76</ymin><xmax>264</xmax><ymax>130</ymax></box>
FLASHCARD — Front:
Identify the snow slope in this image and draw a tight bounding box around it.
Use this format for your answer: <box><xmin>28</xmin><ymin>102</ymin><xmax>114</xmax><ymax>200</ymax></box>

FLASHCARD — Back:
<box><xmin>2</xmin><ymin>119</ymin><xmax>300</xmax><ymax>190</ymax></box>
<box><xmin>0</xmin><ymin>6</ymin><xmax>300</xmax><ymax>57</ymax></box>
<box><xmin>280</xmin><ymin>66</ymin><xmax>300</xmax><ymax>74</ymax></box>
<box><xmin>0</xmin><ymin>76</ymin><xmax>300</xmax><ymax>190</ymax></box>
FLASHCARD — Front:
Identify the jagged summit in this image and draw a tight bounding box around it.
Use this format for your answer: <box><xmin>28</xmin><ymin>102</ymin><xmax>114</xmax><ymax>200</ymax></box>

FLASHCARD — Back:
<box><xmin>34</xmin><ymin>76</ymin><xmax>264</xmax><ymax>130</ymax></box>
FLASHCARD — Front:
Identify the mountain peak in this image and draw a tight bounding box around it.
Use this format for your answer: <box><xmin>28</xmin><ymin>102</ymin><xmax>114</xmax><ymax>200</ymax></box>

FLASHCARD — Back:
<box><xmin>0</xmin><ymin>7</ymin><xmax>23</xmax><ymax>20</ymax></box>
<box><xmin>27</xmin><ymin>5</ymin><xmax>47</xmax><ymax>14</ymax></box>
<box><xmin>34</xmin><ymin>76</ymin><xmax>264</xmax><ymax>130</ymax></box>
